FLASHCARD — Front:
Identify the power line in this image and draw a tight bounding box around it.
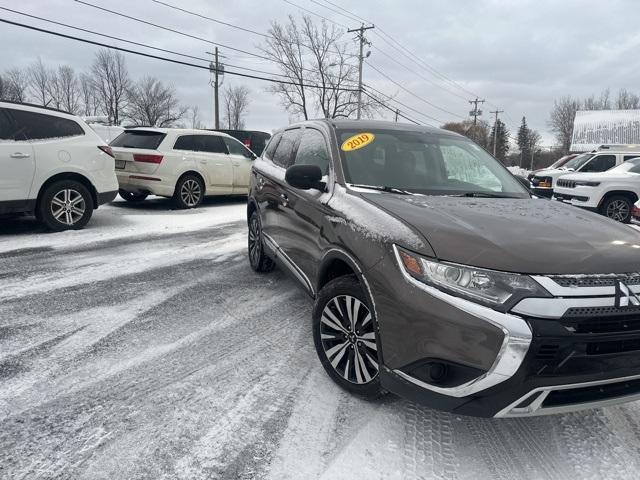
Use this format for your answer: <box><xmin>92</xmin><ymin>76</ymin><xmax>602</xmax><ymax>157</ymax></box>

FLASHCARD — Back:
<box><xmin>361</xmin><ymin>89</ymin><xmax>421</xmax><ymax>125</ymax></box>
<box><xmin>74</xmin><ymin>0</ymin><xmax>274</xmax><ymax>62</ymax></box>
<box><xmin>308</xmin><ymin>0</ymin><xmax>492</xmax><ymax>103</ymax></box>
<box><xmin>282</xmin><ymin>0</ymin><xmax>348</xmax><ymax>29</ymax></box>
<box><xmin>365</xmin><ymin>61</ymin><xmax>465</xmax><ymax>119</ymax></box>
<box><xmin>0</xmin><ymin>6</ymin><xmax>294</xmax><ymax>80</ymax></box>
<box><xmin>0</xmin><ymin>17</ymin><xmax>361</xmax><ymax>92</ymax></box>
<box><xmin>152</xmin><ymin>0</ymin><xmax>356</xmax><ymax>58</ymax></box>
<box><xmin>363</xmin><ymin>83</ymin><xmax>443</xmax><ymax>126</ymax></box>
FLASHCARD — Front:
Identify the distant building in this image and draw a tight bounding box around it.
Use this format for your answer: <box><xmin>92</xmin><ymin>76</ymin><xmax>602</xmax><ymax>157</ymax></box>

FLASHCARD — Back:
<box><xmin>571</xmin><ymin>109</ymin><xmax>640</xmax><ymax>152</ymax></box>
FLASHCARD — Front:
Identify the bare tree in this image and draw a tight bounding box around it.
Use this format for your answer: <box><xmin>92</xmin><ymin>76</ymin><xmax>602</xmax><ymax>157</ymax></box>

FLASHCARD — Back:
<box><xmin>90</xmin><ymin>49</ymin><xmax>130</xmax><ymax>125</ymax></box>
<box><xmin>548</xmin><ymin>96</ymin><xmax>580</xmax><ymax>154</ymax></box>
<box><xmin>4</xmin><ymin>68</ymin><xmax>29</xmax><ymax>102</ymax></box>
<box><xmin>79</xmin><ymin>73</ymin><xmax>100</xmax><ymax>117</ymax></box>
<box><xmin>189</xmin><ymin>105</ymin><xmax>204</xmax><ymax>129</ymax></box>
<box><xmin>616</xmin><ymin>88</ymin><xmax>640</xmax><ymax>109</ymax></box>
<box><xmin>527</xmin><ymin>129</ymin><xmax>542</xmax><ymax>170</ymax></box>
<box><xmin>27</xmin><ymin>57</ymin><xmax>49</xmax><ymax>106</ymax></box>
<box><xmin>52</xmin><ymin>66</ymin><xmax>81</xmax><ymax>114</ymax></box>
<box><xmin>223</xmin><ymin>85</ymin><xmax>250</xmax><ymax>129</ymax></box>
<box><xmin>261</xmin><ymin>15</ymin><xmax>373</xmax><ymax>120</ymax></box>
<box><xmin>126</xmin><ymin>76</ymin><xmax>187</xmax><ymax>127</ymax></box>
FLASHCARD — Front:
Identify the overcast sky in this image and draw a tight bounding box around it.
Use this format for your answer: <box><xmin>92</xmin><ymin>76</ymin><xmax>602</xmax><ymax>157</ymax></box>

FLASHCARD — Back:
<box><xmin>3</xmin><ymin>0</ymin><xmax>640</xmax><ymax>144</ymax></box>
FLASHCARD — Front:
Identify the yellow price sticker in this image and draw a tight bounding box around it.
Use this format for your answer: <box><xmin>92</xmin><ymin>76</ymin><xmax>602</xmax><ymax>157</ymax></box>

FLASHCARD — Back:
<box><xmin>341</xmin><ymin>132</ymin><xmax>375</xmax><ymax>152</ymax></box>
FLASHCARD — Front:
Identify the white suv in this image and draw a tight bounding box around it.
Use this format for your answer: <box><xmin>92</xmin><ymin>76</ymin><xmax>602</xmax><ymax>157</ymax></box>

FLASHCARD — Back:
<box><xmin>111</xmin><ymin>128</ymin><xmax>257</xmax><ymax>208</ymax></box>
<box><xmin>554</xmin><ymin>157</ymin><xmax>640</xmax><ymax>223</ymax></box>
<box><xmin>0</xmin><ymin>101</ymin><xmax>118</xmax><ymax>231</ymax></box>
<box><xmin>530</xmin><ymin>148</ymin><xmax>640</xmax><ymax>197</ymax></box>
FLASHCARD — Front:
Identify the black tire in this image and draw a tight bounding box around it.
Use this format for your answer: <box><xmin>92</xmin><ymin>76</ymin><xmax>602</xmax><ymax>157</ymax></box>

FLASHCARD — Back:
<box><xmin>119</xmin><ymin>189</ymin><xmax>148</xmax><ymax>203</ymax></box>
<box><xmin>38</xmin><ymin>180</ymin><xmax>93</xmax><ymax>232</ymax></box>
<box><xmin>248</xmin><ymin>211</ymin><xmax>275</xmax><ymax>272</ymax></box>
<box><xmin>601</xmin><ymin>195</ymin><xmax>633</xmax><ymax>223</ymax></box>
<box><xmin>312</xmin><ymin>275</ymin><xmax>384</xmax><ymax>399</ymax></box>
<box><xmin>173</xmin><ymin>174</ymin><xmax>204</xmax><ymax>209</ymax></box>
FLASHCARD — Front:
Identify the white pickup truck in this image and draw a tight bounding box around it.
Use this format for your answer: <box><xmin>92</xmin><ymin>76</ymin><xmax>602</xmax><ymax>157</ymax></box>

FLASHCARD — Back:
<box><xmin>553</xmin><ymin>157</ymin><xmax>640</xmax><ymax>223</ymax></box>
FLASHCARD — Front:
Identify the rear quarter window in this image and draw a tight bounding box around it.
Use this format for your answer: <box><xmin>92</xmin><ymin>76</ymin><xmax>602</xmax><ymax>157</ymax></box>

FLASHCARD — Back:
<box><xmin>8</xmin><ymin>109</ymin><xmax>84</xmax><ymax>140</ymax></box>
<box><xmin>272</xmin><ymin>129</ymin><xmax>300</xmax><ymax>168</ymax></box>
<box><xmin>263</xmin><ymin>133</ymin><xmax>282</xmax><ymax>161</ymax></box>
<box><xmin>111</xmin><ymin>130</ymin><xmax>166</xmax><ymax>149</ymax></box>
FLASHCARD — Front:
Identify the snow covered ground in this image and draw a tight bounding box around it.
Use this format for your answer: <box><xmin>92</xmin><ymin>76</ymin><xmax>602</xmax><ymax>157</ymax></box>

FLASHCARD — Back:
<box><xmin>2</xmin><ymin>197</ymin><xmax>640</xmax><ymax>480</ymax></box>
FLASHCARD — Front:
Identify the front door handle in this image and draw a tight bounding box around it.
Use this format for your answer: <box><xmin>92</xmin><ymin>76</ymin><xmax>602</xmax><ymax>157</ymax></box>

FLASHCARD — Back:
<box><xmin>280</xmin><ymin>193</ymin><xmax>289</xmax><ymax>207</ymax></box>
<box><xmin>232</xmin><ymin>161</ymin><xmax>241</xmax><ymax>167</ymax></box>
<box><xmin>10</xmin><ymin>152</ymin><xmax>30</xmax><ymax>159</ymax></box>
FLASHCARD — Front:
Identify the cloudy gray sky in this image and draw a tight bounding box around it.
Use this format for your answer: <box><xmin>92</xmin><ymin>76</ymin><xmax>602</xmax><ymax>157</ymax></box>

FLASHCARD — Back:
<box><xmin>3</xmin><ymin>0</ymin><xmax>640</xmax><ymax>144</ymax></box>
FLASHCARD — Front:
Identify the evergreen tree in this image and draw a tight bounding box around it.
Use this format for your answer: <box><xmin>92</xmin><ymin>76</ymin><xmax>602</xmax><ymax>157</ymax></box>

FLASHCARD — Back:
<box><xmin>517</xmin><ymin>117</ymin><xmax>531</xmax><ymax>167</ymax></box>
<box><xmin>489</xmin><ymin>119</ymin><xmax>510</xmax><ymax>162</ymax></box>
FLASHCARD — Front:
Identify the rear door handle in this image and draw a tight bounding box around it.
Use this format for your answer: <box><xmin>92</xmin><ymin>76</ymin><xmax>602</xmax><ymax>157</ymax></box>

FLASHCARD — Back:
<box><xmin>10</xmin><ymin>152</ymin><xmax>30</xmax><ymax>159</ymax></box>
<box><xmin>280</xmin><ymin>193</ymin><xmax>289</xmax><ymax>207</ymax></box>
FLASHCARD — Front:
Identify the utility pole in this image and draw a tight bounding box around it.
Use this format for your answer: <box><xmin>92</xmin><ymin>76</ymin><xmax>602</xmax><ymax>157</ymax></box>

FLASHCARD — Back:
<box><xmin>207</xmin><ymin>48</ymin><xmax>225</xmax><ymax>129</ymax></box>
<box><xmin>468</xmin><ymin>98</ymin><xmax>485</xmax><ymax>125</ymax></box>
<box><xmin>394</xmin><ymin>108</ymin><xmax>399</xmax><ymax>122</ymax></box>
<box><xmin>348</xmin><ymin>24</ymin><xmax>374</xmax><ymax>120</ymax></box>
<box><xmin>490</xmin><ymin>109</ymin><xmax>504</xmax><ymax>157</ymax></box>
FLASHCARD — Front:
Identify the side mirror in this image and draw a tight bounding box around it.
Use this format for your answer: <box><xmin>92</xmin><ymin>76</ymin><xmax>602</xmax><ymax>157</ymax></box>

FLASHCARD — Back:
<box><xmin>285</xmin><ymin>164</ymin><xmax>324</xmax><ymax>190</ymax></box>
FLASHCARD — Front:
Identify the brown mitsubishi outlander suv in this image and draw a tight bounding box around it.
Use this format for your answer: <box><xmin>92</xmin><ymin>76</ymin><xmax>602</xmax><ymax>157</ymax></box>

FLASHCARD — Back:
<box><xmin>246</xmin><ymin>119</ymin><xmax>640</xmax><ymax>418</ymax></box>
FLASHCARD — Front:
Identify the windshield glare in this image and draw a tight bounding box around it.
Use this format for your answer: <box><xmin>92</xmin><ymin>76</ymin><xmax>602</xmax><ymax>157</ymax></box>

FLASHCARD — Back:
<box><xmin>562</xmin><ymin>153</ymin><xmax>593</xmax><ymax>170</ymax></box>
<box><xmin>337</xmin><ymin>129</ymin><xmax>529</xmax><ymax>197</ymax></box>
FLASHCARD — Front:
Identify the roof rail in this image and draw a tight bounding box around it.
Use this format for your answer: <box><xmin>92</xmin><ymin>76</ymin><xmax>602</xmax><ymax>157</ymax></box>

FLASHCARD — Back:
<box><xmin>0</xmin><ymin>99</ymin><xmax>74</xmax><ymax>115</ymax></box>
<box><xmin>597</xmin><ymin>144</ymin><xmax>640</xmax><ymax>151</ymax></box>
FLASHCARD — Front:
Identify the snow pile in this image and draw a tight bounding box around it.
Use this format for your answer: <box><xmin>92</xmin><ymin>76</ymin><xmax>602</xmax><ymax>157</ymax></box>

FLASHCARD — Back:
<box><xmin>507</xmin><ymin>166</ymin><xmax>531</xmax><ymax>178</ymax></box>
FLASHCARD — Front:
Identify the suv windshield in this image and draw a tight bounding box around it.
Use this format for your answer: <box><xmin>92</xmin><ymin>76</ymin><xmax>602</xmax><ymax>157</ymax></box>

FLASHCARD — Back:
<box><xmin>337</xmin><ymin>129</ymin><xmax>529</xmax><ymax>197</ymax></box>
<box><xmin>562</xmin><ymin>153</ymin><xmax>593</xmax><ymax>170</ymax></box>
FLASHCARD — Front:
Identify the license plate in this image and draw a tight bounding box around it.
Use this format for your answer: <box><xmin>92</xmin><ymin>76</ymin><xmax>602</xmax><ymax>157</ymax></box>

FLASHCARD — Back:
<box><xmin>115</xmin><ymin>160</ymin><xmax>126</xmax><ymax>169</ymax></box>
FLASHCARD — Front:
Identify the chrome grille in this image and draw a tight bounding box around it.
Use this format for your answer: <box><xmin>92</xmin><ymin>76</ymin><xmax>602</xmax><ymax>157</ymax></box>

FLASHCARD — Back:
<box><xmin>557</xmin><ymin>179</ymin><xmax>576</xmax><ymax>188</ymax></box>
<box><xmin>550</xmin><ymin>274</ymin><xmax>640</xmax><ymax>288</ymax></box>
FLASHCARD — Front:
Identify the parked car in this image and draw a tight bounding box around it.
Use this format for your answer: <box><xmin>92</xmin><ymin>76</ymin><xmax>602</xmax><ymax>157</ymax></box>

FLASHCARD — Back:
<box><xmin>213</xmin><ymin>129</ymin><xmax>271</xmax><ymax>157</ymax></box>
<box><xmin>248</xmin><ymin>119</ymin><xmax>640</xmax><ymax>418</ymax></box>
<box><xmin>527</xmin><ymin>154</ymin><xmax>576</xmax><ymax>181</ymax></box>
<box><xmin>554</xmin><ymin>157</ymin><xmax>640</xmax><ymax>222</ymax></box>
<box><xmin>0</xmin><ymin>101</ymin><xmax>118</xmax><ymax>231</ymax></box>
<box><xmin>111</xmin><ymin>128</ymin><xmax>256</xmax><ymax>208</ymax></box>
<box><xmin>530</xmin><ymin>147</ymin><xmax>640</xmax><ymax>197</ymax></box>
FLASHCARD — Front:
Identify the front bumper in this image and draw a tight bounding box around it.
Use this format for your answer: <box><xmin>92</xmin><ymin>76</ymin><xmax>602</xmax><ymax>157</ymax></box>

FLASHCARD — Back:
<box><xmin>376</xmin><ymin>258</ymin><xmax>640</xmax><ymax>417</ymax></box>
<box><xmin>553</xmin><ymin>186</ymin><xmax>601</xmax><ymax>209</ymax></box>
<box><xmin>532</xmin><ymin>186</ymin><xmax>554</xmax><ymax>198</ymax></box>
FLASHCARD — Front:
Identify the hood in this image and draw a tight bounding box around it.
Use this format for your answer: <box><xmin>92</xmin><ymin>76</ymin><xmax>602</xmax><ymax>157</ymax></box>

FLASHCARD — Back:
<box><xmin>559</xmin><ymin>171</ymin><xmax>632</xmax><ymax>182</ymax></box>
<box><xmin>533</xmin><ymin>168</ymin><xmax>572</xmax><ymax>179</ymax></box>
<box><xmin>362</xmin><ymin>194</ymin><xmax>640</xmax><ymax>275</ymax></box>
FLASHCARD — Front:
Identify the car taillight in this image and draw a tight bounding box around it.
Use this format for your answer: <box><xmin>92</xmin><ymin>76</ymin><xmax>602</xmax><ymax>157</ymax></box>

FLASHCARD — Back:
<box><xmin>98</xmin><ymin>145</ymin><xmax>114</xmax><ymax>158</ymax></box>
<box><xmin>133</xmin><ymin>154</ymin><xmax>163</xmax><ymax>164</ymax></box>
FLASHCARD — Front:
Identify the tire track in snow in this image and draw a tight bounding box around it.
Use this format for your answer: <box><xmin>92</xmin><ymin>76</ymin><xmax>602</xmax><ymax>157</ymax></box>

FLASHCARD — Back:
<box><xmin>559</xmin><ymin>409</ymin><xmax>640</xmax><ymax>479</ymax></box>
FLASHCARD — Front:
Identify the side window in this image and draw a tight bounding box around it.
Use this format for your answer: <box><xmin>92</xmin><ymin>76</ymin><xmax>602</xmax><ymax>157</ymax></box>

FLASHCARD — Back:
<box><xmin>223</xmin><ymin>137</ymin><xmax>253</xmax><ymax>158</ymax></box>
<box><xmin>9</xmin><ymin>109</ymin><xmax>84</xmax><ymax>140</ymax></box>
<box><xmin>630</xmin><ymin>164</ymin><xmax>640</xmax><ymax>174</ymax></box>
<box><xmin>272</xmin><ymin>129</ymin><xmax>300</xmax><ymax>168</ymax></box>
<box><xmin>0</xmin><ymin>108</ymin><xmax>25</xmax><ymax>141</ymax></box>
<box><xmin>263</xmin><ymin>133</ymin><xmax>282</xmax><ymax>161</ymax></box>
<box><xmin>293</xmin><ymin>129</ymin><xmax>330</xmax><ymax>174</ymax></box>
<box><xmin>201</xmin><ymin>135</ymin><xmax>227</xmax><ymax>154</ymax></box>
<box><xmin>174</xmin><ymin>135</ymin><xmax>198</xmax><ymax>151</ymax></box>
<box><xmin>581</xmin><ymin>155</ymin><xmax>616</xmax><ymax>172</ymax></box>
<box><xmin>624</xmin><ymin>155</ymin><xmax>640</xmax><ymax>162</ymax></box>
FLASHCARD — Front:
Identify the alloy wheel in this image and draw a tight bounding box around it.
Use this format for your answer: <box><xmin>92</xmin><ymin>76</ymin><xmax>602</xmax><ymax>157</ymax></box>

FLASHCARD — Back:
<box><xmin>606</xmin><ymin>199</ymin><xmax>630</xmax><ymax>222</ymax></box>
<box><xmin>181</xmin><ymin>179</ymin><xmax>202</xmax><ymax>207</ymax></box>
<box><xmin>248</xmin><ymin>216</ymin><xmax>261</xmax><ymax>267</ymax></box>
<box><xmin>320</xmin><ymin>295</ymin><xmax>379</xmax><ymax>384</ymax></box>
<box><xmin>50</xmin><ymin>189</ymin><xmax>86</xmax><ymax>226</ymax></box>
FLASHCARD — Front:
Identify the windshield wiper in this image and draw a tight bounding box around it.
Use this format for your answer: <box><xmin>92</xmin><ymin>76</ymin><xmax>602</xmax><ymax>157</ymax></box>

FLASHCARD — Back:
<box><xmin>349</xmin><ymin>184</ymin><xmax>413</xmax><ymax>195</ymax></box>
<box><xmin>454</xmin><ymin>192</ymin><xmax>517</xmax><ymax>198</ymax></box>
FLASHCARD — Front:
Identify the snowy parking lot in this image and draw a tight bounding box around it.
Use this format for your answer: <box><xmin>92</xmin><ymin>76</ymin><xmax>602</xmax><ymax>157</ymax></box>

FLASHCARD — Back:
<box><xmin>2</xmin><ymin>198</ymin><xmax>640</xmax><ymax>480</ymax></box>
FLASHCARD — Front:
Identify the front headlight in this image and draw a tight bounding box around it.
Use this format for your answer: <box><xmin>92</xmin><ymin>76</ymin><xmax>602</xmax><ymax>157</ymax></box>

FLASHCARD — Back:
<box><xmin>574</xmin><ymin>181</ymin><xmax>600</xmax><ymax>187</ymax></box>
<box><xmin>395</xmin><ymin>246</ymin><xmax>548</xmax><ymax>308</ymax></box>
